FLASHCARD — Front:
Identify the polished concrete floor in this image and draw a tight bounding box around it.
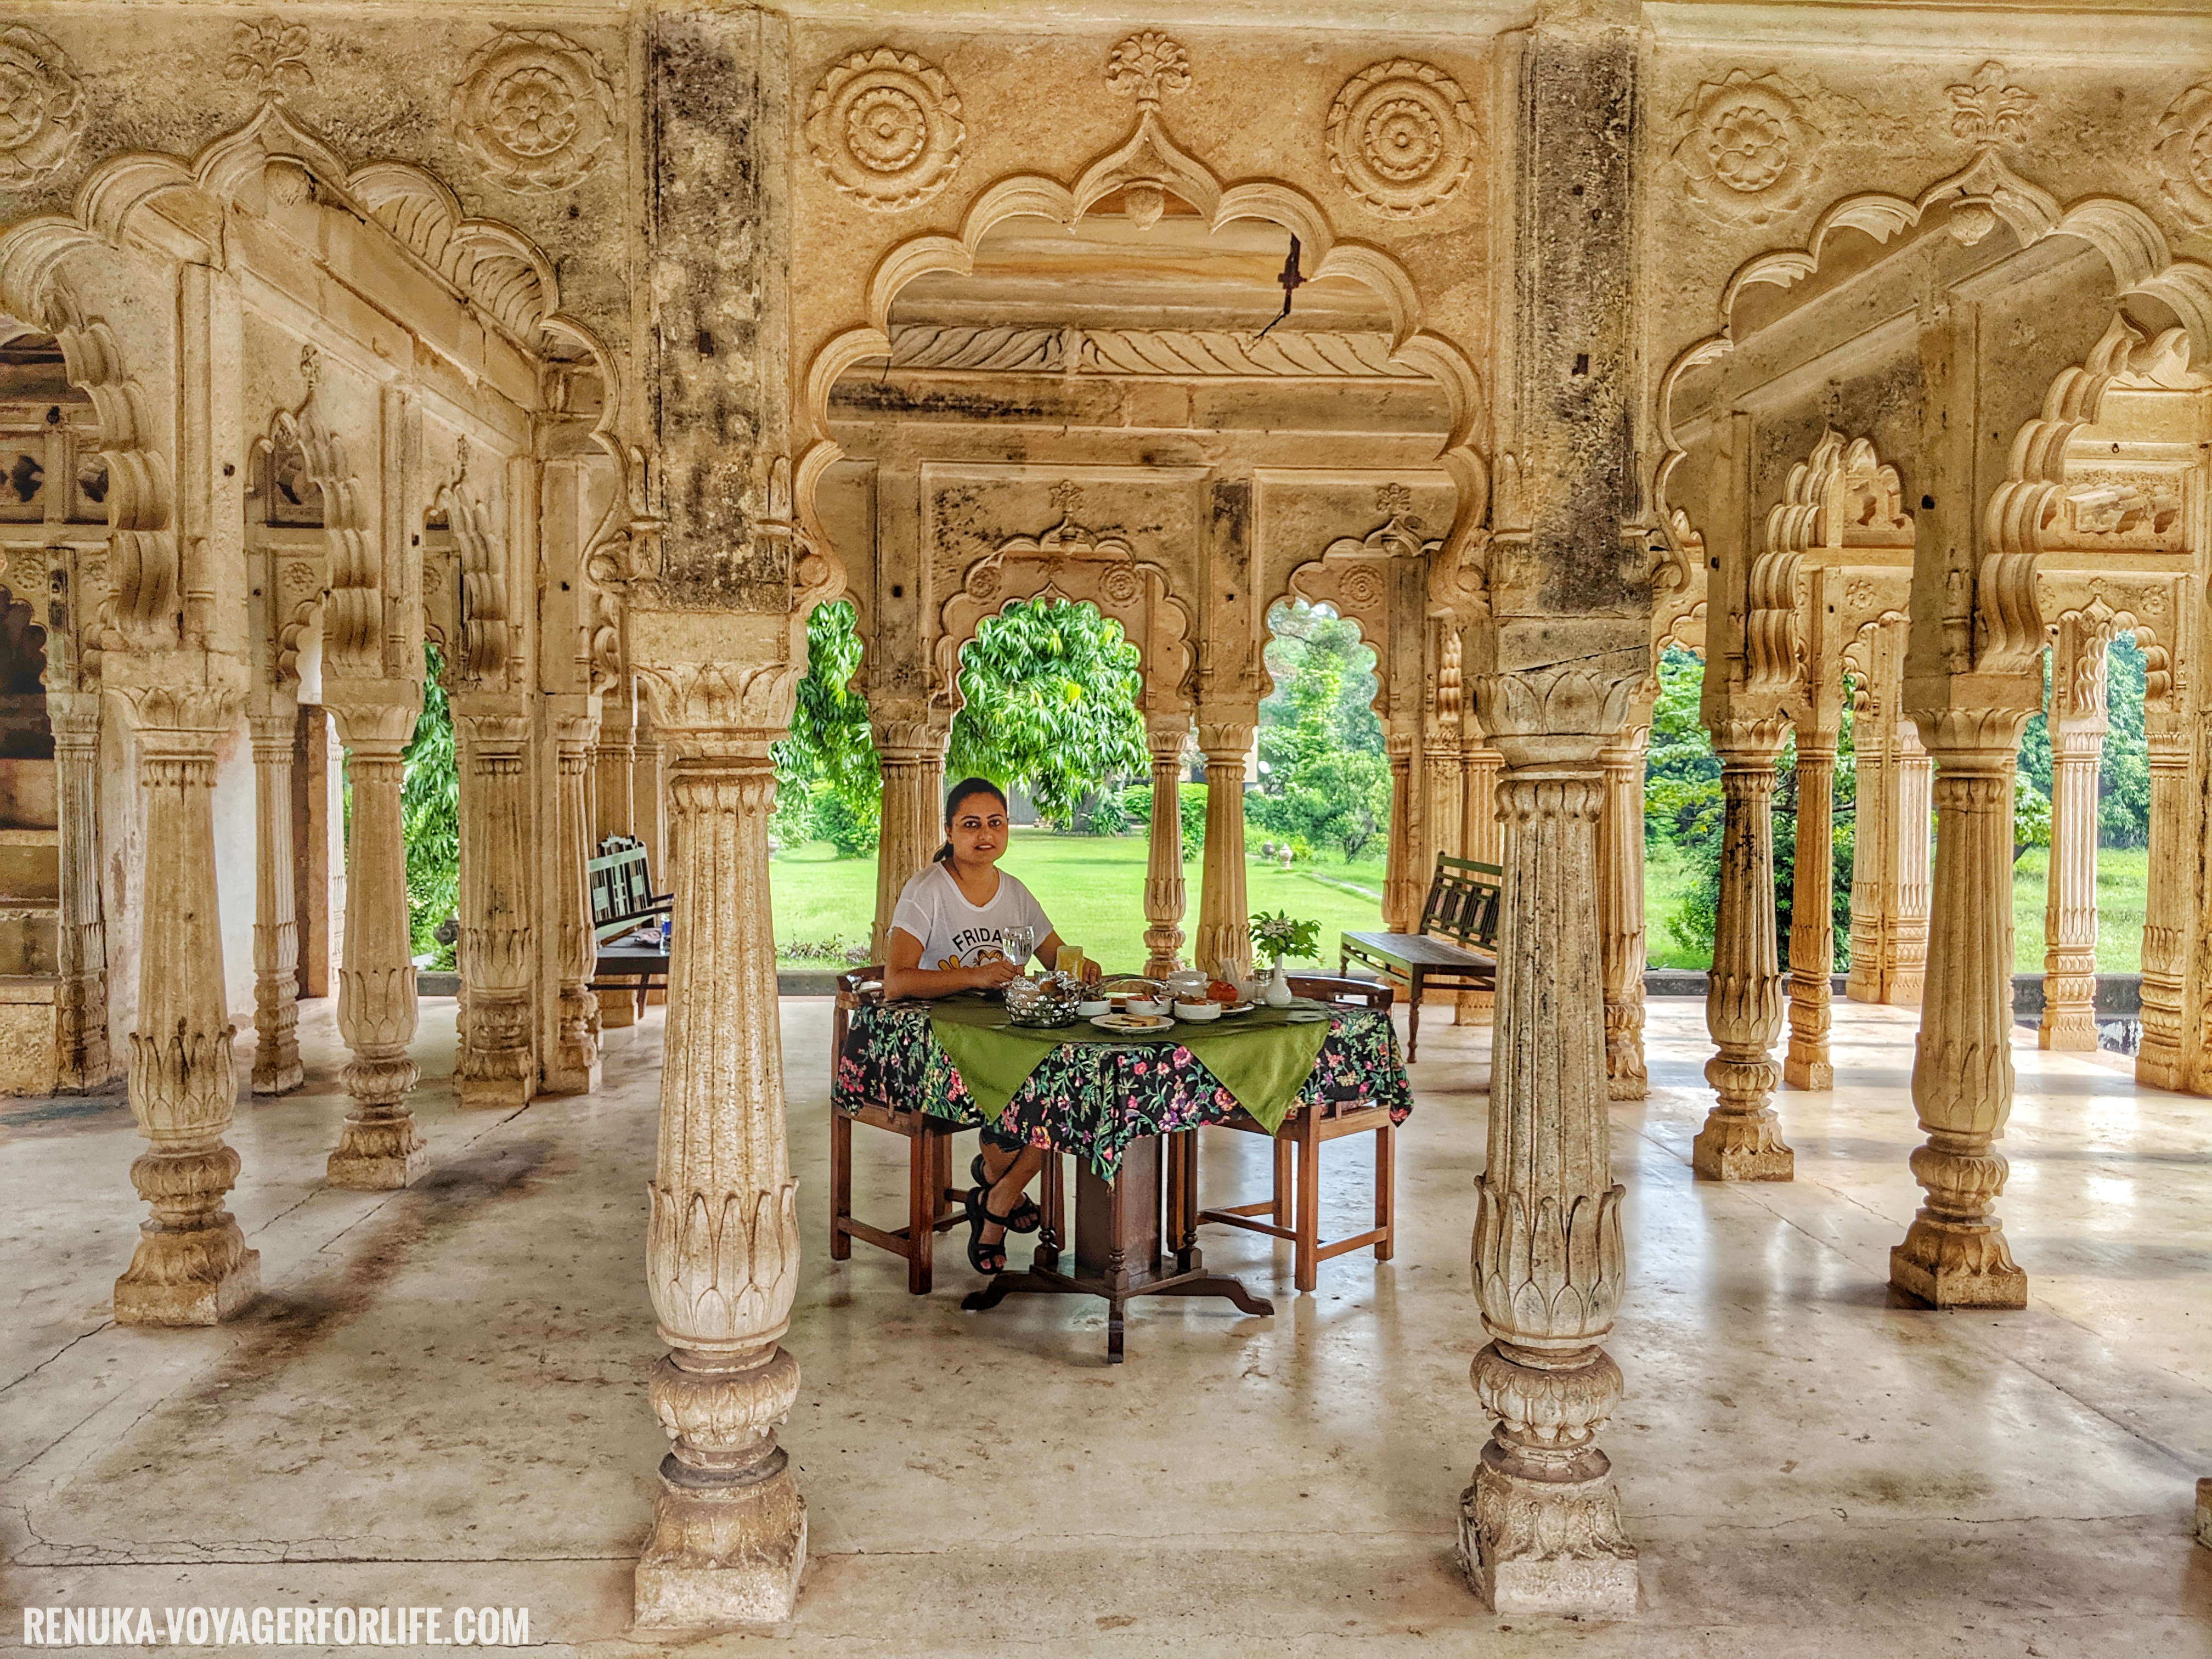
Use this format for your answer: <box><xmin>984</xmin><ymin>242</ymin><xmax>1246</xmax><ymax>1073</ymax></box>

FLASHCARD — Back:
<box><xmin>3</xmin><ymin>995</ymin><xmax>2209</xmax><ymax>1655</ymax></box>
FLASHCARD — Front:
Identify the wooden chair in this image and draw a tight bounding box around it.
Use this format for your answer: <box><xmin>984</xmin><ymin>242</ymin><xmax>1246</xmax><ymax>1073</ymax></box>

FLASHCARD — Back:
<box><xmin>586</xmin><ymin>836</ymin><xmax>675</xmax><ymax>1017</ymax></box>
<box><xmin>829</xmin><ymin>967</ymin><xmax>969</xmax><ymax>1295</ymax></box>
<box><xmin>1194</xmin><ymin>975</ymin><xmax>1397</xmax><ymax>1293</ymax></box>
<box><xmin>1340</xmin><ymin>853</ymin><xmax>1502</xmax><ymax>1060</ymax></box>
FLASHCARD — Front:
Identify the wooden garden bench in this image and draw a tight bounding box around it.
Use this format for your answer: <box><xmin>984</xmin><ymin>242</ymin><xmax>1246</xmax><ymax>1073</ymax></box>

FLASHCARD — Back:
<box><xmin>587</xmin><ymin>836</ymin><xmax>673</xmax><ymax>1017</ymax></box>
<box><xmin>1339</xmin><ymin>853</ymin><xmax>1502</xmax><ymax>1061</ymax></box>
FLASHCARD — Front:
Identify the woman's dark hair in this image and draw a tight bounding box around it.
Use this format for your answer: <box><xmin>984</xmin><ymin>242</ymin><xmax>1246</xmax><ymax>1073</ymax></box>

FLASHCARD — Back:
<box><xmin>933</xmin><ymin>777</ymin><xmax>1009</xmax><ymax>863</ymax></box>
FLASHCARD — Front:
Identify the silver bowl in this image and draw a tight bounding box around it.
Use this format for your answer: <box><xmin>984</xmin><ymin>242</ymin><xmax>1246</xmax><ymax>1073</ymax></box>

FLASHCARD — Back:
<box><xmin>1002</xmin><ymin>973</ymin><xmax>1084</xmax><ymax>1028</ymax></box>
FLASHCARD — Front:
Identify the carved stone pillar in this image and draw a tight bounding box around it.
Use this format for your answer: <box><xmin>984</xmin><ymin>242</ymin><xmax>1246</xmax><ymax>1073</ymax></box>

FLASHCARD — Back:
<box><xmin>1892</xmin><ymin>720</ymin><xmax>1933</xmax><ymax>1005</ymax></box>
<box><xmin>246</xmin><ymin>709</ymin><xmax>304</xmax><ymax>1094</ymax></box>
<box><xmin>1597</xmin><ymin>722</ymin><xmax>1648</xmax><ymax>1098</ymax></box>
<box><xmin>1456</xmin><ymin>737</ymin><xmax>1504</xmax><ymax>1024</ymax></box>
<box><xmin>1194</xmin><ymin>718</ymin><xmax>1254</xmax><ymax>980</ymax></box>
<box><xmin>110</xmin><ymin>687</ymin><xmax>259</xmax><ymax>1324</ymax></box>
<box><xmin>47</xmin><ymin>692</ymin><xmax>109</xmax><ymax>1091</ymax></box>
<box><xmin>2040</xmin><ymin>726</ymin><xmax>2102</xmax><ymax>1049</ymax></box>
<box><xmin>2137</xmin><ymin>715</ymin><xmax>2195</xmax><ymax>1089</ymax></box>
<box><xmin>325</xmin><ymin>695</ymin><xmax>427</xmax><ymax>1190</ymax></box>
<box><xmin>595</xmin><ymin>689</ymin><xmax>637</xmax><ymax>846</ymax></box>
<box><xmin>1845</xmin><ymin>689</ymin><xmax>1897</xmax><ymax>1003</ymax></box>
<box><xmin>2041</xmin><ymin>623</ymin><xmax>2108</xmax><ymax>1050</ymax></box>
<box><xmin>452</xmin><ymin>703</ymin><xmax>535</xmax><ymax>1108</ymax></box>
<box><xmin>546</xmin><ymin>707</ymin><xmax>602</xmax><ymax>1092</ymax></box>
<box><xmin>631</xmin><ymin>695</ymin><xmax>805</xmax><ymax>1629</ymax></box>
<box><xmin>1143</xmin><ymin>714</ymin><xmax>1189</xmax><ymax>977</ymax></box>
<box><xmin>1782</xmin><ymin>736</ymin><xmax>1837</xmax><ymax>1090</ymax></box>
<box><xmin>869</xmin><ymin>711</ymin><xmax>947</xmax><ymax>964</ymax></box>
<box><xmin>1889</xmin><ymin>710</ymin><xmax>2029</xmax><ymax>1308</ymax></box>
<box><xmin>1695</xmin><ymin>721</ymin><xmax>1793</xmax><ymax>1181</ymax></box>
<box><xmin>1382</xmin><ymin>726</ymin><xmax>1419</xmax><ymax>933</ymax></box>
<box><xmin>1459</xmin><ymin>689</ymin><xmax>1637</xmax><ymax>1616</ymax></box>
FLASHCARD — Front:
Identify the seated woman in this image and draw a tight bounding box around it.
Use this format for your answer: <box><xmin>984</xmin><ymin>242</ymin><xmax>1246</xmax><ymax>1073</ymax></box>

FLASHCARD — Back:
<box><xmin>884</xmin><ymin>776</ymin><xmax>1094</xmax><ymax>1276</ymax></box>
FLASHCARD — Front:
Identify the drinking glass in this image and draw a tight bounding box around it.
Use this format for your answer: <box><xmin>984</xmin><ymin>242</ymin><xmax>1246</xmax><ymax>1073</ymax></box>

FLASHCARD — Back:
<box><xmin>1001</xmin><ymin>926</ymin><xmax>1034</xmax><ymax>970</ymax></box>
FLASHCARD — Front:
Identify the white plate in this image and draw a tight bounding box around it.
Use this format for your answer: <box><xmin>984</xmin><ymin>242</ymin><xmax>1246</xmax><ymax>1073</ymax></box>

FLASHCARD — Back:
<box><xmin>1091</xmin><ymin>1012</ymin><xmax>1176</xmax><ymax>1034</ymax></box>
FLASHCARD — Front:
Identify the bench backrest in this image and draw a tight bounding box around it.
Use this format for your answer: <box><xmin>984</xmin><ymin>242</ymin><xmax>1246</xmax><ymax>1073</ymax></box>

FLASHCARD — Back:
<box><xmin>1421</xmin><ymin>854</ymin><xmax>1502</xmax><ymax>950</ymax></box>
<box><xmin>588</xmin><ymin>836</ymin><xmax>669</xmax><ymax>940</ymax></box>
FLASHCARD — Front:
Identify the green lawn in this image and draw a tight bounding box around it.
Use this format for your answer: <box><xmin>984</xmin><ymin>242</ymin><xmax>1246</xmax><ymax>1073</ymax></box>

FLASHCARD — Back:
<box><xmin>769</xmin><ymin>828</ymin><xmax>1387</xmax><ymax>972</ymax></box>
<box><xmin>1643</xmin><ymin>841</ymin><xmax>1705</xmax><ymax>969</ymax></box>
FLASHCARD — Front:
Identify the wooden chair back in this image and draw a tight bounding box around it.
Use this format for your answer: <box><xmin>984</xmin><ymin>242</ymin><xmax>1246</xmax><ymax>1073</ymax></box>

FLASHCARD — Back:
<box><xmin>1420</xmin><ymin>854</ymin><xmax>1503</xmax><ymax>951</ymax></box>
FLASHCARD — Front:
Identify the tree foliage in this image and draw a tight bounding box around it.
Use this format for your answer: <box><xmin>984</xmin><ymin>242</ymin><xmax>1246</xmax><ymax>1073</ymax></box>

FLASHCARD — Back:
<box><xmin>1247</xmin><ymin>601</ymin><xmax>1391</xmax><ymax>861</ymax></box>
<box><xmin>402</xmin><ymin>644</ymin><xmax>459</xmax><ymax>967</ymax></box>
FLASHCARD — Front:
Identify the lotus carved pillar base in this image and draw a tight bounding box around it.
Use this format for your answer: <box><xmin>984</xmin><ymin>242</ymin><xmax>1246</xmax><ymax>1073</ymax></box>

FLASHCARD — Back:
<box><xmin>110</xmin><ymin>689</ymin><xmax>258</xmax><ymax>1324</ymax></box>
<box><xmin>326</xmin><ymin>696</ymin><xmax>427</xmax><ymax>1190</ymax></box>
<box><xmin>1694</xmin><ymin>726</ymin><xmax>1792</xmax><ymax>1181</ymax></box>
<box><xmin>1891</xmin><ymin>713</ymin><xmax>2029</xmax><ymax>1310</ymax></box>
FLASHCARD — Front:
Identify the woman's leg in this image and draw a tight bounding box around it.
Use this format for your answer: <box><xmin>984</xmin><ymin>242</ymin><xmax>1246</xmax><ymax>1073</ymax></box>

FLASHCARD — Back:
<box><xmin>975</xmin><ymin>1135</ymin><xmax>1046</xmax><ymax>1252</ymax></box>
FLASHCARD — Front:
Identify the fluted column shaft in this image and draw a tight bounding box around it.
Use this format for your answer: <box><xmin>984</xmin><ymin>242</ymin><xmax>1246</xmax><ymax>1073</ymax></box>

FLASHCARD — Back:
<box><xmin>634</xmin><ymin>742</ymin><xmax>805</xmax><ymax>1626</ymax></box>
<box><xmin>1695</xmin><ymin>723</ymin><xmax>1793</xmax><ymax>1180</ymax></box>
<box><xmin>2040</xmin><ymin>726</ymin><xmax>2103</xmax><ymax>1050</ymax></box>
<box><xmin>247</xmin><ymin>709</ymin><xmax>304</xmax><ymax>1094</ymax></box>
<box><xmin>453</xmin><ymin>706</ymin><xmax>535</xmax><ymax>1107</ymax></box>
<box><xmin>47</xmin><ymin>692</ymin><xmax>109</xmax><ymax>1091</ymax></box>
<box><xmin>1461</xmin><ymin>764</ymin><xmax>1635</xmax><ymax>1610</ymax></box>
<box><xmin>1143</xmin><ymin>715</ymin><xmax>1189</xmax><ymax>977</ymax></box>
<box><xmin>1890</xmin><ymin>714</ymin><xmax>2028</xmax><ymax>1308</ymax></box>
<box><xmin>1892</xmin><ymin>724</ymin><xmax>1933</xmax><ymax>1005</ymax></box>
<box><xmin>1382</xmin><ymin>728</ymin><xmax>1419</xmax><ymax>933</ymax></box>
<box><xmin>1783</xmin><ymin>740</ymin><xmax>1837</xmax><ymax>1090</ymax></box>
<box><xmin>868</xmin><ymin>715</ymin><xmax>947</xmax><ymax>965</ymax></box>
<box><xmin>550</xmin><ymin>709</ymin><xmax>602</xmax><ymax>1093</ymax></box>
<box><xmin>1598</xmin><ymin>725</ymin><xmax>1649</xmax><ymax>1098</ymax></box>
<box><xmin>2137</xmin><ymin>718</ymin><xmax>2194</xmax><ymax>1088</ymax></box>
<box><xmin>1845</xmin><ymin>697</ymin><xmax>1897</xmax><ymax>1002</ymax></box>
<box><xmin>1455</xmin><ymin>739</ymin><xmax>1504</xmax><ymax>1024</ymax></box>
<box><xmin>325</xmin><ymin>697</ymin><xmax>426</xmax><ymax>1190</ymax></box>
<box><xmin>112</xmin><ymin>693</ymin><xmax>259</xmax><ymax>1323</ymax></box>
<box><xmin>1194</xmin><ymin>719</ymin><xmax>1254</xmax><ymax>979</ymax></box>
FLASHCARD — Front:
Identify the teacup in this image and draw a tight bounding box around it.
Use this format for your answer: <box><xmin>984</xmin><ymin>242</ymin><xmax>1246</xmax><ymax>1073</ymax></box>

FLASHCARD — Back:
<box><xmin>1124</xmin><ymin>997</ymin><xmax>1166</xmax><ymax>1017</ymax></box>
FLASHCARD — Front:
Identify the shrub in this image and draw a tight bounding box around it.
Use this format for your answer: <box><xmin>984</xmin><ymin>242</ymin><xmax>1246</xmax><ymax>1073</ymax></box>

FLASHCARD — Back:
<box><xmin>811</xmin><ymin>787</ymin><xmax>879</xmax><ymax>859</ymax></box>
<box><xmin>1081</xmin><ymin>789</ymin><xmax>1131</xmax><ymax>836</ymax></box>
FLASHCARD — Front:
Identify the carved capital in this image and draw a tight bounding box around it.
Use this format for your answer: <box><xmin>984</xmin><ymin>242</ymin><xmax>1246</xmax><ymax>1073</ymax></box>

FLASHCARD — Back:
<box><xmin>1472</xmin><ymin>666</ymin><xmax>1638</xmax><ymax>769</ymax></box>
<box><xmin>637</xmin><ymin>661</ymin><xmax>799</xmax><ymax>759</ymax></box>
<box><xmin>1144</xmin><ymin>713</ymin><xmax>1190</xmax><ymax>766</ymax></box>
<box><xmin>326</xmin><ymin>686</ymin><xmax>422</xmax><ymax>756</ymax></box>
<box><xmin>107</xmin><ymin>682</ymin><xmax>242</xmax><ymax>754</ymax></box>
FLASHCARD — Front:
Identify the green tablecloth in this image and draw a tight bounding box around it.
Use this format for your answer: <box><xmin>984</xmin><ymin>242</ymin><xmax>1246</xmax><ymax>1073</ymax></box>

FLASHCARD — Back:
<box><xmin>927</xmin><ymin>996</ymin><xmax>1331</xmax><ymax>1135</ymax></box>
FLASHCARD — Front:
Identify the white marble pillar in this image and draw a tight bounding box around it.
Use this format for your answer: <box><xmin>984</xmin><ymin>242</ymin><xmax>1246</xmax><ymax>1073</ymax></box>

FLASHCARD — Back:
<box><xmin>452</xmin><ymin>704</ymin><xmax>535</xmax><ymax>1108</ymax></box>
<box><xmin>1782</xmin><ymin>735</ymin><xmax>1837</xmax><ymax>1090</ymax></box>
<box><xmin>1598</xmin><ymin>723</ymin><xmax>1649</xmax><ymax>1099</ymax></box>
<box><xmin>110</xmin><ymin>686</ymin><xmax>259</xmax><ymax>1323</ymax></box>
<box><xmin>2041</xmin><ymin>624</ymin><xmax>2107</xmax><ymax>1050</ymax></box>
<box><xmin>1695</xmin><ymin>721</ymin><xmax>1793</xmax><ymax>1181</ymax></box>
<box><xmin>247</xmin><ymin>708</ymin><xmax>304</xmax><ymax>1094</ymax></box>
<box><xmin>1143</xmin><ymin>713</ymin><xmax>1189</xmax><ymax>977</ymax></box>
<box><xmin>1889</xmin><ymin>710</ymin><xmax>2028</xmax><ymax>1308</ymax></box>
<box><xmin>325</xmin><ymin>695</ymin><xmax>427</xmax><ymax>1190</ymax></box>
<box><xmin>2137</xmin><ymin>716</ymin><xmax>2194</xmax><ymax>1090</ymax></box>
<box><xmin>1194</xmin><ymin>717</ymin><xmax>1254</xmax><ymax>980</ymax></box>
<box><xmin>549</xmin><ymin>706</ymin><xmax>603</xmax><ymax>1093</ymax></box>
<box><xmin>1459</xmin><ymin>701</ymin><xmax>1636</xmax><ymax>1616</ymax></box>
<box><xmin>1892</xmin><ymin>720</ymin><xmax>1933</xmax><ymax>1006</ymax></box>
<box><xmin>868</xmin><ymin>710</ymin><xmax>947</xmax><ymax>965</ymax></box>
<box><xmin>631</xmin><ymin>706</ymin><xmax>805</xmax><ymax>1628</ymax></box>
<box><xmin>47</xmin><ymin>691</ymin><xmax>109</xmax><ymax>1091</ymax></box>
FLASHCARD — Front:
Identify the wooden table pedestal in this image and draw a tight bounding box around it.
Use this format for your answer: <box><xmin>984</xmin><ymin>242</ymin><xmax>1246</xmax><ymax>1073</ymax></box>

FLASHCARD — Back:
<box><xmin>961</xmin><ymin>1132</ymin><xmax>1273</xmax><ymax>1362</ymax></box>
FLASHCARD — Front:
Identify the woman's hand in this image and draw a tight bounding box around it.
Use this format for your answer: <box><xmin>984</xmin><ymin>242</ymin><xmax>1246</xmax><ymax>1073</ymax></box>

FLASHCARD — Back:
<box><xmin>968</xmin><ymin>958</ymin><xmax>1021</xmax><ymax>990</ymax></box>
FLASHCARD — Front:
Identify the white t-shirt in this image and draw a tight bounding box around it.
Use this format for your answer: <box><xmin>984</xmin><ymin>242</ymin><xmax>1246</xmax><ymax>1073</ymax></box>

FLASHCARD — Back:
<box><xmin>890</xmin><ymin>862</ymin><xmax>1053</xmax><ymax>973</ymax></box>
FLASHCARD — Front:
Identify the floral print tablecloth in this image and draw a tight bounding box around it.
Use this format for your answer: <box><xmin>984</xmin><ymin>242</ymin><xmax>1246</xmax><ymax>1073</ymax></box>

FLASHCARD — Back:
<box><xmin>833</xmin><ymin>1002</ymin><xmax>1413</xmax><ymax>1181</ymax></box>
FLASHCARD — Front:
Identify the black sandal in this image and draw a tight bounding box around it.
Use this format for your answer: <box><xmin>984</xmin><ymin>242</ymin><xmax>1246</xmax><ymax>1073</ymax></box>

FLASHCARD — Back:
<box><xmin>962</xmin><ymin>1186</ymin><xmax>1022</xmax><ymax>1276</ymax></box>
<box><xmin>970</xmin><ymin>1154</ymin><xmax>1041</xmax><ymax>1234</ymax></box>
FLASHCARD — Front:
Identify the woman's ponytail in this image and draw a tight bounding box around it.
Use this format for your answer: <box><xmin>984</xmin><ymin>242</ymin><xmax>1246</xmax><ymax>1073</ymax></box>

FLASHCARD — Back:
<box><xmin>932</xmin><ymin>840</ymin><xmax>954</xmax><ymax>864</ymax></box>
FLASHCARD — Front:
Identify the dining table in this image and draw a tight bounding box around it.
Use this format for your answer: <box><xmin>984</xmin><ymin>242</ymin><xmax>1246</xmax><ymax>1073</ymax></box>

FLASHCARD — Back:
<box><xmin>832</xmin><ymin>988</ymin><xmax>1414</xmax><ymax>1361</ymax></box>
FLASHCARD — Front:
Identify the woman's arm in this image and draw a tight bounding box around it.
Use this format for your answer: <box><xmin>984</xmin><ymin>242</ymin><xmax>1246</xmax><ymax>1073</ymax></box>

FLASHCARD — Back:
<box><xmin>882</xmin><ymin>927</ymin><xmax>1019</xmax><ymax>1000</ymax></box>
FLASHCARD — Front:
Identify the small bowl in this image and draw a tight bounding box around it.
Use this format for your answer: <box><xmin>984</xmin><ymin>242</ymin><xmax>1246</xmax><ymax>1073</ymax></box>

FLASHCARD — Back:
<box><xmin>1075</xmin><ymin>998</ymin><xmax>1111</xmax><ymax>1018</ymax></box>
<box><xmin>1124</xmin><ymin>997</ymin><xmax>1166</xmax><ymax>1017</ymax></box>
<box><xmin>1173</xmin><ymin>1001</ymin><xmax>1223</xmax><ymax>1022</ymax></box>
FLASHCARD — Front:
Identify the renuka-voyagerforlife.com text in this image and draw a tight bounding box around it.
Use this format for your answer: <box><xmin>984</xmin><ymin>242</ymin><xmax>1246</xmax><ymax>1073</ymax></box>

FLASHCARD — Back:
<box><xmin>19</xmin><ymin>1604</ymin><xmax>531</xmax><ymax>1647</ymax></box>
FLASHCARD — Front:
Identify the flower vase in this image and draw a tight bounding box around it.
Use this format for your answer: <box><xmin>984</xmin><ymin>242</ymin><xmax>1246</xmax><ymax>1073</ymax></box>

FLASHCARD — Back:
<box><xmin>1263</xmin><ymin>964</ymin><xmax>1294</xmax><ymax>1008</ymax></box>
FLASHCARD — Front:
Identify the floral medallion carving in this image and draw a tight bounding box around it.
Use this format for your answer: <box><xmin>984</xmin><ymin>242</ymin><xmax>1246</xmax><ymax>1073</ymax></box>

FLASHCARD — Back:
<box><xmin>1946</xmin><ymin>61</ymin><xmax>2035</xmax><ymax>147</ymax></box>
<box><xmin>1105</xmin><ymin>32</ymin><xmax>1190</xmax><ymax>104</ymax></box>
<box><xmin>226</xmin><ymin>18</ymin><xmax>313</xmax><ymax>97</ymax></box>
<box><xmin>1671</xmin><ymin>70</ymin><xmax>1821</xmax><ymax>223</ymax></box>
<box><xmin>1326</xmin><ymin>59</ymin><xmax>1476</xmax><ymax>218</ymax></box>
<box><xmin>806</xmin><ymin>48</ymin><xmax>963</xmax><ymax>210</ymax></box>
<box><xmin>0</xmin><ymin>25</ymin><xmax>84</xmax><ymax>183</ymax></box>
<box><xmin>454</xmin><ymin>29</ymin><xmax>617</xmax><ymax>192</ymax></box>
<box><xmin>2155</xmin><ymin>81</ymin><xmax>2212</xmax><ymax>232</ymax></box>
